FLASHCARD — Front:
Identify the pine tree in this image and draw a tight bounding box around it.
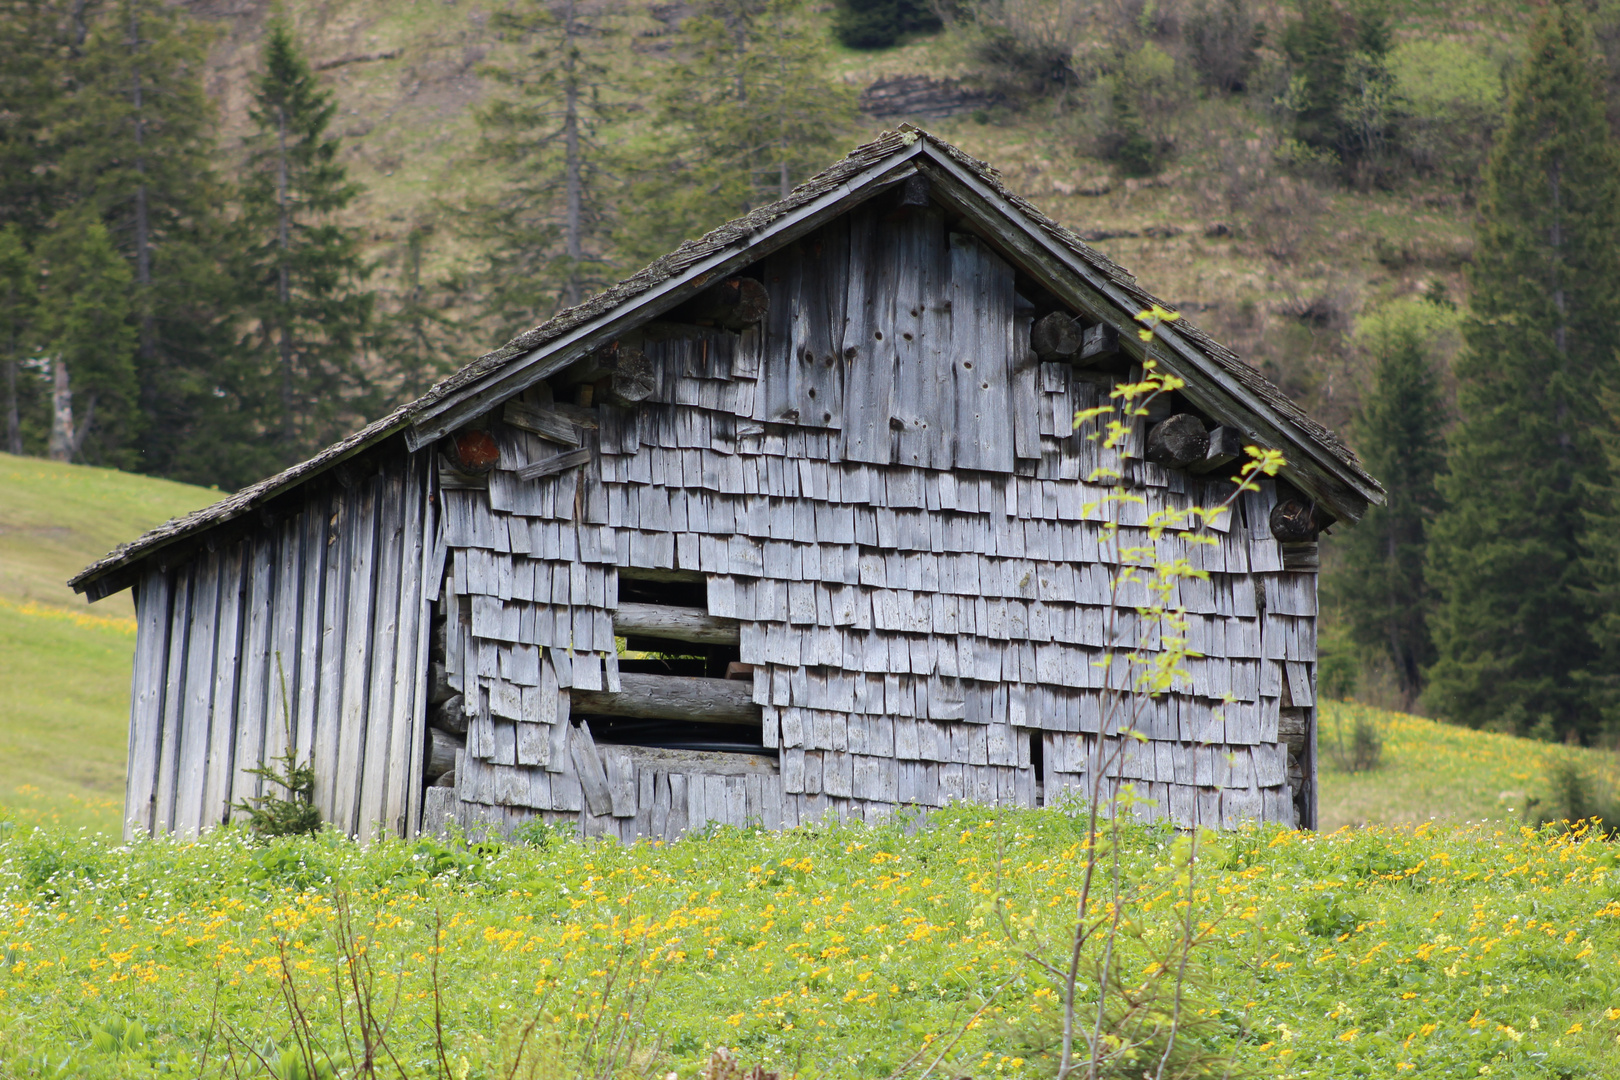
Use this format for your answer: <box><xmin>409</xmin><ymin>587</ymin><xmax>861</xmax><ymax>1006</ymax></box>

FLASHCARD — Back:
<box><xmin>237</xmin><ymin>21</ymin><xmax>373</xmax><ymax>469</ymax></box>
<box><xmin>1424</xmin><ymin>0</ymin><xmax>1620</xmax><ymax>740</ymax></box>
<box><xmin>457</xmin><ymin>0</ymin><xmax>624</xmax><ymax>337</ymax></box>
<box><xmin>57</xmin><ymin>0</ymin><xmax>235</xmax><ymax>481</ymax></box>
<box><xmin>0</xmin><ymin>0</ymin><xmax>71</xmax><ymax>236</ymax></box>
<box><xmin>36</xmin><ymin>216</ymin><xmax>138</xmax><ymax>464</ymax></box>
<box><xmin>376</xmin><ymin>218</ymin><xmax>457</xmax><ymax>401</ymax></box>
<box><xmin>0</xmin><ymin>224</ymin><xmax>33</xmax><ymax>455</ymax></box>
<box><xmin>620</xmin><ymin>0</ymin><xmax>858</xmax><ymax>265</ymax></box>
<box><xmin>1328</xmin><ymin>299</ymin><xmax>1450</xmax><ymax>706</ymax></box>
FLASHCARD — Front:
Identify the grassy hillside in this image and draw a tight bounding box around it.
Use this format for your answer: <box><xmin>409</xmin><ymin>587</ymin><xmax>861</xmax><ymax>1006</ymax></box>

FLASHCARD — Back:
<box><xmin>0</xmin><ymin>454</ymin><xmax>216</xmax><ymax>831</ymax></box>
<box><xmin>1319</xmin><ymin>701</ymin><xmax>1620</xmax><ymax>831</ymax></box>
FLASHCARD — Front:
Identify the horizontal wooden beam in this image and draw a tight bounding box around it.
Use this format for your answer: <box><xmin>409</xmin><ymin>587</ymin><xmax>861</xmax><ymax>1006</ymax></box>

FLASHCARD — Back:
<box><xmin>571</xmin><ymin>673</ymin><xmax>759</xmax><ymax>726</ymax></box>
<box><xmin>617</xmin><ymin>566</ymin><xmax>705</xmax><ymax>584</ymax></box>
<box><xmin>614</xmin><ymin>602</ymin><xmax>739</xmax><ymax>645</ymax></box>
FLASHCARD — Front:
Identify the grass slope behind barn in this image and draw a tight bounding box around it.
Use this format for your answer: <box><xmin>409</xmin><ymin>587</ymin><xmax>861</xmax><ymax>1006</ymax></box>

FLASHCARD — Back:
<box><xmin>0</xmin><ymin>453</ymin><xmax>216</xmax><ymax>832</ymax></box>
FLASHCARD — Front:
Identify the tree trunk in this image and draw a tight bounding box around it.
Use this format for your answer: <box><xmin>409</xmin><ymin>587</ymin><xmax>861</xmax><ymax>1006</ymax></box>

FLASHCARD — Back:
<box><xmin>4</xmin><ymin>358</ymin><xmax>19</xmax><ymax>455</ymax></box>
<box><xmin>48</xmin><ymin>357</ymin><xmax>72</xmax><ymax>462</ymax></box>
<box><xmin>561</xmin><ymin>0</ymin><xmax>583</xmax><ymax>309</ymax></box>
<box><xmin>127</xmin><ymin>3</ymin><xmax>156</xmax><ymax>380</ymax></box>
<box><xmin>276</xmin><ymin>102</ymin><xmax>295</xmax><ymax>449</ymax></box>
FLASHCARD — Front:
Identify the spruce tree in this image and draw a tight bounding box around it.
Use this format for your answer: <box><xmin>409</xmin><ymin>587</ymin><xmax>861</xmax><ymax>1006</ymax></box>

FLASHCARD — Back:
<box><xmin>620</xmin><ymin>0</ymin><xmax>858</xmax><ymax>265</ymax></box>
<box><xmin>36</xmin><ymin>216</ymin><xmax>138</xmax><ymax>465</ymax></box>
<box><xmin>0</xmin><ymin>0</ymin><xmax>71</xmax><ymax>236</ymax></box>
<box><xmin>237</xmin><ymin>21</ymin><xmax>373</xmax><ymax>470</ymax></box>
<box><xmin>58</xmin><ymin>0</ymin><xmax>235</xmax><ymax>481</ymax></box>
<box><xmin>1424</xmin><ymin>0</ymin><xmax>1620</xmax><ymax>740</ymax></box>
<box><xmin>376</xmin><ymin>218</ymin><xmax>457</xmax><ymax>400</ymax></box>
<box><xmin>458</xmin><ymin>0</ymin><xmax>624</xmax><ymax>337</ymax></box>
<box><xmin>1328</xmin><ymin>299</ymin><xmax>1450</xmax><ymax>706</ymax></box>
<box><xmin>0</xmin><ymin>225</ymin><xmax>33</xmax><ymax>455</ymax></box>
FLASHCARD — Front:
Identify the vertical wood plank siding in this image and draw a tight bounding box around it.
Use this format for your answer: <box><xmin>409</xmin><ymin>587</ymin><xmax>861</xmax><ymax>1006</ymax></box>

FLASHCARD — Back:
<box><xmin>123</xmin><ymin>453</ymin><xmax>433</xmax><ymax>838</ymax></box>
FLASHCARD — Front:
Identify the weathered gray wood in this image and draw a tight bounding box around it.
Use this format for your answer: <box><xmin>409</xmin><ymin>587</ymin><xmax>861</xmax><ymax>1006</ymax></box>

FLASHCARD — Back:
<box><xmin>840</xmin><ymin>204</ymin><xmax>898</xmax><ymax>463</ymax></box>
<box><xmin>359</xmin><ymin>468</ymin><xmax>406</xmax><ymax>842</ymax></box>
<box><xmin>1012</xmin><ymin>313</ymin><xmax>1042</xmax><ymax>461</ymax></box>
<box><xmin>569</xmin><ymin>721</ymin><xmax>615</xmax><ymax>817</ymax></box>
<box><xmin>915</xmin><ymin>154</ymin><xmax>1376</xmax><ymax>522</ymax></box>
<box><xmin>404</xmin><ymin>159</ymin><xmax>923</xmax><ymax>449</ymax></box>
<box><xmin>227</xmin><ymin>538</ymin><xmax>275</xmax><ymax>820</ymax></box>
<box><xmin>614</xmin><ymin>745</ymin><xmax>778</xmax><ymax>776</ymax></box>
<box><xmin>516</xmin><ymin>447</ymin><xmax>591</xmax><ymax>482</ymax></box>
<box><xmin>151</xmin><ymin>567</ymin><xmax>189</xmax><ymax>833</ymax></box>
<box><xmin>1191</xmin><ymin>425</ymin><xmax>1243</xmax><ymax>475</ymax></box>
<box><xmin>310</xmin><ymin>488</ymin><xmax>349</xmax><ymax>822</ymax></box>
<box><xmin>201</xmin><ymin>541</ymin><xmax>247</xmax><ymax>830</ymax></box>
<box><xmin>1076</xmin><ymin>323</ymin><xmax>1119</xmax><ymax>366</ymax></box>
<box><xmin>125</xmin><ymin>568</ymin><xmax>172</xmax><ymax>838</ymax></box>
<box><xmin>617</xmin><ymin>565</ymin><xmax>703</xmax><ymax>584</ymax></box>
<box><xmin>332</xmin><ymin>479</ymin><xmax>381</xmax><ymax>834</ymax></box>
<box><xmin>614</xmin><ymin>602</ymin><xmax>739</xmax><ymax>645</ymax></box>
<box><xmin>571</xmin><ymin>673</ymin><xmax>761</xmax><ymax>725</ymax></box>
<box><xmin>950</xmin><ymin>233</ymin><xmax>1016</xmax><ymax>473</ymax></box>
<box><xmin>173</xmin><ymin>556</ymin><xmax>222</xmax><ymax>836</ymax></box>
<box><xmin>503</xmin><ymin>400</ymin><xmax>581</xmax><ymax>446</ymax></box>
<box><xmin>1146</xmin><ymin>413</ymin><xmax>1210</xmax><ymax>470</ymax></box>
<box><xmin>891</xmin><ymin>207</ymin><xmax>950</xmax><ymax>468</ymax></box>
<box><xmin>401</xmin><ymin>456</ymin><xmax>436</xmax><ymax>837</ymax></box>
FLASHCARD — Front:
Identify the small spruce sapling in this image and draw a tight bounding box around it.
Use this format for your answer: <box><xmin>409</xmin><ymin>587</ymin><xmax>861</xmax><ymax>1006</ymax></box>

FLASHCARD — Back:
<box><xmin>231</xmin><ymin>656</ymin><xmax>320</xmax><ymax>838</ymax></box>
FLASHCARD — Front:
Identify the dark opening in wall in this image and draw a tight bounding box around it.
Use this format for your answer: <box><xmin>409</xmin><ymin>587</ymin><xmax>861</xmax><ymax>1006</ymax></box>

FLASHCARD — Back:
<box><xmin>584</xmin><ymin>570</ymin><xmax>761</xmax><ymax>754</ymax></box>
<box><xmin>1029</xmin><ymin>730</ymin><xmax>1045</xmax><ymax>807</ymax></box>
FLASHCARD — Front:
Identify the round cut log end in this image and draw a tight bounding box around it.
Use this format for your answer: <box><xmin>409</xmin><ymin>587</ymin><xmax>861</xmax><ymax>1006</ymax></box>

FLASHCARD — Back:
<box><xmin>1145</xmin><ymin>413</ymin><xmax>1210</xmax><ymax>470</ymax></box>
<box><xmin>448</xmin><ymin>429</ymin><xmax>500</xmax><ymax>474</ymax></box>
<box><xmin>1270</xmin><ymin>499</ymin><xmax>1323</xmax><ymax>542</ymax></box>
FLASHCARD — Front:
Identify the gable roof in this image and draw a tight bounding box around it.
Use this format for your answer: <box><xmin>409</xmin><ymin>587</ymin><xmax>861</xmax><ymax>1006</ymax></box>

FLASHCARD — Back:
<box><xmin>72</xmin><ymin>126</ymin><xmax>1382</xmax><ymax>601</ymax></box>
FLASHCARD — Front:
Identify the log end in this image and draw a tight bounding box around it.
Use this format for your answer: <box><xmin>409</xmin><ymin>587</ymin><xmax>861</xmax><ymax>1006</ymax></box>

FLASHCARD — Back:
<box><xmin>1145</xmin><ymin>413</ymin><xmax>1210</xmax><ymax>470</ymax></box>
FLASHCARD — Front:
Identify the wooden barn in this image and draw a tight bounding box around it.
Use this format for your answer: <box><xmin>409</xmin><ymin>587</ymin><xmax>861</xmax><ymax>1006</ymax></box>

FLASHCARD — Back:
<box><xmin>72</xmin><ymin>129</ymin><xmax>1382</xmax><ymax>843</ymax></box>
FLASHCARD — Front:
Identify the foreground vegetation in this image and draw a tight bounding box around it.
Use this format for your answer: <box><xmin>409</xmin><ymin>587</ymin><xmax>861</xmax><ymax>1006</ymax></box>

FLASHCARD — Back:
<box><xmin>2</xmin><ymin>808</ymin><xmax>1618</xmax><ymax>1078</ymax></box>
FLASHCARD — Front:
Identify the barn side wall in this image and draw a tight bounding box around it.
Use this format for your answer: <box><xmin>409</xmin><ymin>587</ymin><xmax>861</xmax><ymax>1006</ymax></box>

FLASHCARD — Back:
<box><xmin>125</xmin><ymin>450</ymin><xmax>436</xmax><ymax>841</ymax></box>
<box><xmin>430</xmin><ymin>205</ymin><xmax>1320</xmax><ymax>841</ymax></box>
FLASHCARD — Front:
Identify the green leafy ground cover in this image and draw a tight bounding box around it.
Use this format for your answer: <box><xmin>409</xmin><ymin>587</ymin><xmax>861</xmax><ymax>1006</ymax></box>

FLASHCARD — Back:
<box><xmin>2</xmin><ymin>810</ymin><xmax>1619</xmax><ymax>1078</ymax></box>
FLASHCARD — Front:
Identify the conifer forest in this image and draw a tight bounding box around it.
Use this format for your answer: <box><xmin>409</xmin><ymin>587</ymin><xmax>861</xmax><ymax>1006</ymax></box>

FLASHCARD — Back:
<box><xmin>5</xmin><ymin>0</ymin><xmax>1620</xmax><ymax>742</ymax></box>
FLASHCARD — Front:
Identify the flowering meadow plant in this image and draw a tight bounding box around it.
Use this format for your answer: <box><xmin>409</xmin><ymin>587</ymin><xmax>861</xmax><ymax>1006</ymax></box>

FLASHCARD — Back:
<box><xmin>1</xmin><ymin>808</ymin><xmax>1618</xmax><ymax>1078</ymax></box>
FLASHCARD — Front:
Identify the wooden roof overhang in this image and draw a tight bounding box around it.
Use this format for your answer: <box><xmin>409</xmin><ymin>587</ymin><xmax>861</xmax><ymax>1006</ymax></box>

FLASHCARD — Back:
<box><xmin>71</xmin><ymin>127</ymin><xmax>1382</xmax><ymax>602</ymax></box>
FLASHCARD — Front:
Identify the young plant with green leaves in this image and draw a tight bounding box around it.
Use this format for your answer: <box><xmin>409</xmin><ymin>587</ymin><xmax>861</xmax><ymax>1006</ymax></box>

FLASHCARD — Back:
<box><xmin>983</xmin><ymin>304</ymin><xmax>1286</xmax><ymax>1080</ymax></box>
